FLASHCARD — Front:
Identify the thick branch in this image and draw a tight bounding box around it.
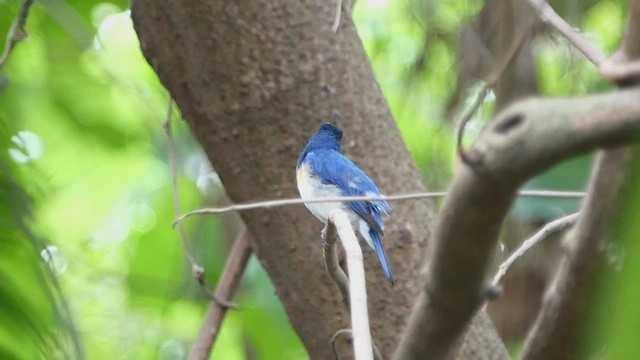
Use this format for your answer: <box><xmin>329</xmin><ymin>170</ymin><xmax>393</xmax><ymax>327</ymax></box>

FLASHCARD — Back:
<box><xmin>395</xmin><ymin>85</ymin><xmax>640</xmax><ymax>359</ymax></box>
<box><xmin>189</xmin><ymin>230</ymin><xmax>252</xmax><ymax>360</ymax></box>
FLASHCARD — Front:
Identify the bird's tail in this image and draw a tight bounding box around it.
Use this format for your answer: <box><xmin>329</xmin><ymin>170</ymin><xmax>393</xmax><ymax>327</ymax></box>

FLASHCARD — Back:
<box><xmin>369</xmin><ymin>228</ymin><xmax>394</xmax><ymax>285</ymax></box>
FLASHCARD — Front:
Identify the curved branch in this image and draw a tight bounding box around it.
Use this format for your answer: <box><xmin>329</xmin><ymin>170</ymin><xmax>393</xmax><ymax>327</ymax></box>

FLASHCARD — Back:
<box><xmin>394</xmin><ymin>85</ymin><xmax>640</xmax><ymax>359</ymax></box>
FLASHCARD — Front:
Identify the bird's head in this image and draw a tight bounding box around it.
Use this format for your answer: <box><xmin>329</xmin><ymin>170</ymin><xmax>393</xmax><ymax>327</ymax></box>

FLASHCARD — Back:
<box><xmin>297</xmin><ymin>123</ymin><xmax>343</xmax><ymax>168</ymax></box>
<box><xmin>307</xmin><ymin>123</ymin><xmax>343</xmax><ymax>150</ymax></box>
<box><xmin>317</xmin><ymin>123</ymin><xmax>343</xmax><ymax>141</ymax></box>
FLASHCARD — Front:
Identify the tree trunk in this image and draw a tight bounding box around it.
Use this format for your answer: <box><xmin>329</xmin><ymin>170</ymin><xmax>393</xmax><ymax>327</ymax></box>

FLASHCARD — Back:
<box><xmin>131</xmin><ymin>0</ymin><xmax>507</xmax><ymax>357</ymax></box>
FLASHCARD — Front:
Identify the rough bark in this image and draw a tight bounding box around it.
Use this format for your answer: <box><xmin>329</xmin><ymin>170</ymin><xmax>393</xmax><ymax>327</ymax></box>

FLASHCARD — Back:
<box><xmin>129</xmin><ymin>0</ymin><xmax>505</xmax><ymax>358</ymax></box>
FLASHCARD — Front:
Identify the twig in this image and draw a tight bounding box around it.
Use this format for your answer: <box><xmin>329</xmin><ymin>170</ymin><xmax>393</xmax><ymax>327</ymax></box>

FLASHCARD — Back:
<box><xmin>189</xmin><ymin>229</ymin><xmax>252</xmax><ymax>360</ymax></box>
<box><xmin>332</xmin><ymin>0</ymin><xmax>342</xmax><ymax>32</ymax></box>
<box><xmin>490</xmin><ymin>212</ymin><xmax>579</xmax><ymax>290</ymax></box>
<box><xmin>323</xmin><ymin>226</ymin><xmax>350</xmax><ymax>311</ymax></box>
<box><xmin>330</xmin><ymin>329</ymin><xmax>383</xmax><ymax>360</ymax></box>
<box><xmin>163</xmin><ymin>99</ymin><xmax>234</xmax><ymax>308</ymax></box>
<box><xmin>327</xmin><ymin>209</ymin><xmax>373</xmax><ymax>360</ymax></box>
<box><xmin>0</xmin><ymin>0</ymin><xmax>35</xmax><ymax>70</ymax></box>
<box><xmin>456</xmin><ymin>3</ymin><xmax>538</xmax><ymax>167</ymax></box>
<box><xmin>526</xmin><ymin>0</ymin><xmax>607</xmax><ymax>67</ymax></box>
<box><xmin>331</xmin><ymin>329</ymin><xmax>352</xmax><ymax>360</ymax></box>
<box><xmin>457</xmin><ymin>84</ymin><xmax>490</xmax><ymax>166</ymax></box>
<box><xmin>174</xmin><ymin>190</ymin><xmax>584</xmax><ymax>225</ymax></box>
<box><xmin>163</xmin><ymin>100</ymin><xmax>199</xmax><ymax>270</ymax></box>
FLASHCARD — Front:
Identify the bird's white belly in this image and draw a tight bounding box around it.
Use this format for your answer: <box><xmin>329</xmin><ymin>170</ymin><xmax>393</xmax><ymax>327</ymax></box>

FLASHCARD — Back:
<box><xmin>297</xmin><ymin>163</ymin><xmax>348</xmax><ymax>223</ymax></box>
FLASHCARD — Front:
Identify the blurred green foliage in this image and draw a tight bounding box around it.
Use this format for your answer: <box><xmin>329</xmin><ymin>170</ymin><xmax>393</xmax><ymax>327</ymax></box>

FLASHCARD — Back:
<box><xmin>0</xmin><ymin>0</ymin><xmax>635</xmax><ymax>358</ymax></box>
<box><xmin>583</xmin><ymin>150</ymin><xmax>640</xmax><ymax>359</ymax></box>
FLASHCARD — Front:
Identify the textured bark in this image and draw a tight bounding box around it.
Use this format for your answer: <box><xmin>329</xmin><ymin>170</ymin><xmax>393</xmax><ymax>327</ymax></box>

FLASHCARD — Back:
<box><xmin>129</xmin><ymin>0</ymin><xmax>473</xmax><ymax>358</ymax></box>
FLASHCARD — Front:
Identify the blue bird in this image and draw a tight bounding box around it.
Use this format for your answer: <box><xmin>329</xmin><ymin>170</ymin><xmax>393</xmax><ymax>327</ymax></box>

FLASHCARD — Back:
<box><xmin>296</xmin><ymin>123</ymin><xmax>393</xmax><ymax>284</ymax></box>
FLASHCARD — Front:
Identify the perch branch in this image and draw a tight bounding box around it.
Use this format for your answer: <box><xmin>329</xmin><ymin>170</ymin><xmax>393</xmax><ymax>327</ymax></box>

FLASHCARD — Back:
<box><xmin>0</xmin><ymin>0</ymin><xmax>35</xmax><ymax>69</ymax></box>
<box><xmin>327</xmin><ymin>209</ymin><xmax>373</xmax><ymax>360</ymax></box>
<box><xmin>189</xmin><ymin>229</ymin><xmax>252</xmax><ymax>360</ymax></box>
<box><xmin>394</xmin><ymin>85</ymin><xmax>640</xmax><ymax>359</ymax></box>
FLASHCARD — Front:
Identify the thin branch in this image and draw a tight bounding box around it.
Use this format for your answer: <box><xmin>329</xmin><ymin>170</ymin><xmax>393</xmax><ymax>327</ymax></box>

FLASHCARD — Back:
<box><xmin>331</xmin><ymin>329</ymin><xmax>352</xmax><ymax>360</ymax></box>
<box><xmin>0</xmin><ymin>0</ymin><xmax>35</xmax><ymax>70</ymax></box>
<box><xmin>457</xmin><ymin>84</ymin><xmax>490</xmax><ymax>166</ymax></box>
<box><xmin>174</xmin><ymin>190</ymin><xmax>584</xmax><ymax>225</ymax></box>
<box><xmin>332</xmin><ymin>0</ymin><xmax>342</xmax><ymax>32</ymax></box>
<box><xmin>327</xmin><ymin>209</ymin><xmax>373</xmax><ymax>360</ymax></box>
<box><xmin>526</xmin><ymin>0</ymin><xmax>607</xmax><ymax>66</ymax></box>
<box><xmin>189</xmin><ymin>229</ymin><xmax>252</xmax><ymax>360</ymax></box>
<box><xmin>163</xmin><ymin>99</ymin><xmax>235</xmax><ymax>308</ymax></box>
<box><xmin>164</xmin><ymin>100</ymin><xmax>199</xmax><ymax>269</ymax></box>
<box><xmin>323</xmin><ymin>226</ymin><xmax>350</xmax><ymax>311</ymax></box>
<box><xmin>490</xmin><ymin>212</ymin><xmax>579</xmax><ymax>290</ymax></box>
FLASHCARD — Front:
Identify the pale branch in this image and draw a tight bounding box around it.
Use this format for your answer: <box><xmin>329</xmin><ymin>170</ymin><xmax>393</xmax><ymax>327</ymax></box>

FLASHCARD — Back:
<box><xmin>0</xmin><ymin>0</ymin><xmax>34</xmax><ymax>69</ymax></box>
<box><xmin>490</xmin><ymin>212</ymin><xmax>579</xmax><ymax>290</ymax></box>
<box><xmin>332</xmin><ymin>0</ymin><xmax>343</xmax><ymax>32</ymax></box>
<box><xmin>394</xmin><ymin>85</ymin><xmax>640</xmax><ymax>359</ymax></box>
<box><xmin>174</xmin><ymin>190</ymin><xmax>584</xmax><ymax>225</ymax></box>
<box><xmin>522</xmin><ymin>2</ymin><xmax>640</xmax><ymax>358</ymax></box>
<box><xmin>189</xmin><ymin>229</ymin><xmax>252</xmax><ymax>360</ymax></box>
<box><xmin>323</xmin><ymin>224</ymin><xmax>350</xmax><ymax>311</ymax></box>
<box><xmin>526</xmin><ymin>0</ymin><xmax>607</xmax><ymax>66</ymax></box>
<box><xmin>327</xmin><ymin>210</ymin><xmax>374</xmax><ymax>360</ymax></box>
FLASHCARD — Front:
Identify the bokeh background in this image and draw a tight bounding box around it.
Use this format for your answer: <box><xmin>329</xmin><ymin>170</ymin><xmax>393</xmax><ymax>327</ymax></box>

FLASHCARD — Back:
<box><xmin>0</xmin><ymin>0</ymin><xmax>635</xmax><ymax>358</ymax></box>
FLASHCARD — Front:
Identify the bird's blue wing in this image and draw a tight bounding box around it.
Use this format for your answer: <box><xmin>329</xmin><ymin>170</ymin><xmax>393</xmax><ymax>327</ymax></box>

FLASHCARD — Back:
<box><xmin>306</xmin><ymin>150</ymin><xmax>390</xmax><ymax>234</ymax></box>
